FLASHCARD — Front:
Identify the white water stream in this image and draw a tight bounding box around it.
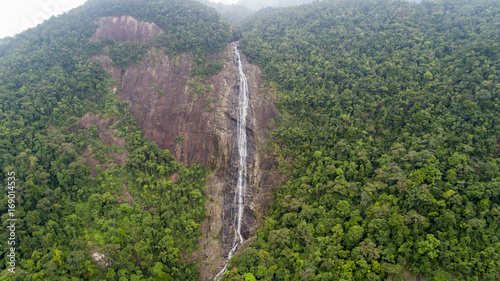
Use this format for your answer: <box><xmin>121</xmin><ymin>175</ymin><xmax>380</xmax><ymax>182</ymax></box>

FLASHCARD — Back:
<box><xmin>215</xmin><ymin>43</ymin><xmax>249</xmax><ymax>280</ymax></box>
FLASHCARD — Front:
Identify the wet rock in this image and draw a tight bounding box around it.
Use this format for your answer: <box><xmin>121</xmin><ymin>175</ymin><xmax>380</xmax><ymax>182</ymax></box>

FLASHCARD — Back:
<box><xmin>92</xmin><ymin>49</ymin><xmax>221</xmax><ymax>167</ymax></box>
<box><xmin>92</xmin><ymin>33</ymin><xmax>282</xmax><ymax>279</ymax></box>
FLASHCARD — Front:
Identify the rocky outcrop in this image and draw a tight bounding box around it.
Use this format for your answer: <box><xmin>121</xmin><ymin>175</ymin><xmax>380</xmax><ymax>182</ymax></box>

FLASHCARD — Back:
<box><xmin>91</xmin><ymin>17</ymin><xmax>281</xmax><ymax>279</ymax></box>
<box><xmin>90</xmin><ymin>15</ymin><xmax>230</xmax><ymax>165</ymax></box>
<box><xmin>93</xmin><ymin>49</ymin><xmax>222</xmax><ymax>167</ymax></box>
<box><xmin>91</xmin><ymin>16</ymin><xmax>164</xmax><ymax>44</ymax></box>
<box><xmin>195</xmin><ymin>45</ymin><xmax>283</xmax><ymax>281</ymax></box>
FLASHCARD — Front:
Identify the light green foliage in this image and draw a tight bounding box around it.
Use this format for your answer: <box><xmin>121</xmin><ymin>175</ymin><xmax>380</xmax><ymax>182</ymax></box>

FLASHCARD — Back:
<box><xmin>1</xmin><ymin>0</ymin><xmax>500</xmax><ymax>280</ymax></box>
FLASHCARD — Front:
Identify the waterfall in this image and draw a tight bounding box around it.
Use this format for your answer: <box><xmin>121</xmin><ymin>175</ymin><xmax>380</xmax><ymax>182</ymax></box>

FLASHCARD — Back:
<box><xmin>215</xmin><ymin>43</ymin><xmax>249</xmax><ymax>280</ymax></box>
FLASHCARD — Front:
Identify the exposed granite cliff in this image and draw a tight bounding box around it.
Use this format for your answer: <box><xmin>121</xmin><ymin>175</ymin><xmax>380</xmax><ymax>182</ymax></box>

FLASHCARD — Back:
<box><xmin>91</xmin><ymin>16</ymin><xmax>282</xmax><ymax>280</ymax></box>
<box><xmin>91</xmin><ymin>15</ymin><xmax>164</xmax><ymax>44</ymax></box>
<box><xmin>91</xmin><ymin>50</ymin><xmax>218</xmax><ymax>166</ymax></box>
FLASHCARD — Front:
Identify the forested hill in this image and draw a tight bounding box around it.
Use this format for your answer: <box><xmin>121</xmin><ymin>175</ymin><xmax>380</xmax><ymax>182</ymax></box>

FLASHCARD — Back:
<box><xmin>0</xmin><ymin>0</ymin><xmax>230</xmax><ymax>280</ymax></box>
<box><xmin>1</xmin><ymin>0</ymin><xmax>499</xmax><ymax>280</ymax></box>
<box><xmin>0</xmin><ymin>0</ymin><xmax>231</xmax><ymax>59</ymax></box>
<box><xmin>195</xmin><ymin>0</ymin><xmax>318</xmax><ymax>25</ymax></box>
<box><xmin>226</xmin><ymin>0</ymin><xmax>500</xmax><ymax>280</ymax></box>
<box><xmin>235</xmin><ymin>0</ymin><xmax>317</xmax><ymax>11</ymax></box>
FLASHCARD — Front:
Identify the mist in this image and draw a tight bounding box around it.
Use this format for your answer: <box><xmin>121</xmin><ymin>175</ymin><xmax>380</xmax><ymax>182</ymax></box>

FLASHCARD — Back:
<box><xmin>199</xmin><ymin>0</ymin><xmax>318</xmax><ymax>24</ymax></box>
<box><xmin>230</xmin><ymin>0</ymin><xmax>317</xmax><ymax>10</ymax></box>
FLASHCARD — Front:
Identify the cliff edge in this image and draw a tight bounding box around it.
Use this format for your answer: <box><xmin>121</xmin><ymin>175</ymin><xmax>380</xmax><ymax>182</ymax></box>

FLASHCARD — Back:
<box><xmin>91</xmin><ymin>16</ymin><xmax>282</xmax><ymax>280</ymax></box>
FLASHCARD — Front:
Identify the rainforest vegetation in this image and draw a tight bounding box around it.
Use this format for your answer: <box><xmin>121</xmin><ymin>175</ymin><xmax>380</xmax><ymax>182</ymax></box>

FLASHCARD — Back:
<box><xmin>226</xmin><ymin>0</ymin><xmax>500</xmax><ymax>280</ymax></box>
<box><xmin>0</xmin><ymin>0</ymin><xmax>229</xmax><ymax>280</ymax></box>
<box><xmin>0</xmin><ymin>0</ymin><xmax>499</xmax><ymax>280</ymax></box>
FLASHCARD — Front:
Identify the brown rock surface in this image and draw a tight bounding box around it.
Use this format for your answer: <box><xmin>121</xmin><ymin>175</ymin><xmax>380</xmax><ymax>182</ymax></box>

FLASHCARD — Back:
<box><xmin>194</xmin><ymin>45</ymin><xmax>283</xmax><ymax>281</ymax></box>
<box><xmin>91</xmin><ymin>16</ymin><xmax>164</xmax><ymax>44</ymax></box>
<box><xmin>93</xmin><ymin>39</ymin><xmax>281</xmax><ymax>280</ymax></box>
<box><xmin>93</xmin><ymin>49</ymin><xmax>220</xmax><ymax>166</ymax></box>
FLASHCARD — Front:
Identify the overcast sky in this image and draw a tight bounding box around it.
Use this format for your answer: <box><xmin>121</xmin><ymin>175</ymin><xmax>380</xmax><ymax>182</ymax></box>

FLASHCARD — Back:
<box><xmin>0</xmin><ymin>0</ymin><xmax>87</xmax><ymax>39</ymax></box>
<box><xmin>0</xmin><ymin>0</ymin><xmax>239</xmax><ymax>39</ymax></box>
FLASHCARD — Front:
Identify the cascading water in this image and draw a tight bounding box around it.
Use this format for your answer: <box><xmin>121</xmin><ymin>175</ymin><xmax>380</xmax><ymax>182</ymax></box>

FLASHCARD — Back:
<box><xmin>215</xmin><ymin>43</ymin><xmax>249</xmax><ymax>280</ymax></box>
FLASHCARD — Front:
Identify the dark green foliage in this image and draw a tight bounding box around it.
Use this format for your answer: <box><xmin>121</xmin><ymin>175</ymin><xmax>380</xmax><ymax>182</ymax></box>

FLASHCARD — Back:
<box><xmin>104</xmin><ymin>38</ymin><xmax>149</xmax><ymax>69</ymax></box>
<box><xmin>226</xmin><ymin>0</ymin><xmax>500</xmax><ymax>280</ymax></box>
<box><xmin>0</xmin><ymin>0</ymin><xmax>222</xmax><ymax>280</ymax></box>
<box><xmin>85</xmin><ymin>0</ymin><xmax>232</xmax><ymax>78</ymax></box>
<box><xmin>1</xmin><ymin>0</ymin><xmax>499</xmax><ymax>280</ymax></box>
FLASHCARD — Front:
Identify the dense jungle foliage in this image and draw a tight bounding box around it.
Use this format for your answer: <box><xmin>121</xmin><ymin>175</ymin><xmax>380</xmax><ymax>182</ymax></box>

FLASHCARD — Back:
<box><xmin>0</xmin><ymin>0</ymin><xmax>231</xmax><ymax>280</ymax></box>
<box><xmin>225</xmin><ymin>0</ymin><xmax>500</xmax><ymax>280</ymax></box>
<box><xmin>1</xmin><ymin>0</ymin><xmax>499</xmax><ymax>280</ymax></box>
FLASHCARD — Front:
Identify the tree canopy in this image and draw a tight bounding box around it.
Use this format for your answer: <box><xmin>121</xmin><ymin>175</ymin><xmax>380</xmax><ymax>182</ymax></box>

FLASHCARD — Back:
<box><xmin>225</xmin><ymin>0</ymin><xmax>500</xmax><ymax>280</ymax></box>
<box><xmin>0</xmin><ymin>0</ymin><xmax>228</xmax><ymax>280</ymax></box>
<box><xmin>0</xmin><ymin>0</ymin><xmax>499</xmax><ymax>280</ymax></box>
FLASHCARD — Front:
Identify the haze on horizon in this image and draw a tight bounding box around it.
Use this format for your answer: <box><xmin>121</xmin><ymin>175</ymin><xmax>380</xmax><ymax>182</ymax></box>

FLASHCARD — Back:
<box><xmin>210</xmin><ymin>0</ymin><xmax>317</xmax><ymax>10</ymax></box>
<box><xmin>0</xmin><ymin>0</ymin><xmax>318</xmax><ymax>39</ymax></box>
<box><xmin>209</xmin><ymin>0</ymin><xmax>239</xmax><ymax>4</ymax></box>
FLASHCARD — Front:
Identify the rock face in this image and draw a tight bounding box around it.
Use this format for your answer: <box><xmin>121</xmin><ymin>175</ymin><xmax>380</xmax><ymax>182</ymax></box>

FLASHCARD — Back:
<box><xmin>195</xmin><ymin>44</ymin><xmax>283</xmax><ymax>281</ymax></box>
<box><xmin>92</xmin><ymin>50</ymin><xmax>219</xmax><ymax>166</ymax></box>
<box><xmin>91</xmin><ymin>17</ymin><xmax>282</xmax><ymax>280</ymax></box>
<box><xmin>91</xmin><ymin>16</ymin><xmax>164</xmax><ymax>44</ymax></box>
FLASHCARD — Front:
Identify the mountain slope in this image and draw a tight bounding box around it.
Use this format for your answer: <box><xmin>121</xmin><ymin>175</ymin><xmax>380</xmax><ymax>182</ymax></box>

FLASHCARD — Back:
<box><xmin>196</xmin><ymin>0</ymin><xmax>256</xmax><ymax>25</ymax></box>
<box><xmin>1</xmin><ymin>0</ymin><xmax>499</xmax><ymax>280</ymax></box>
<box><xmin>236</xmin><ymin>0</ymin><xmax>317</xmax><ymax>11</ymax></box>
<box><xmin>0</xmin><ymin>0</ymin><xmax>232</xmax><ymax>280</ymax></box>
<box><xmin>225</xmin><ymin>0</ymin><xmax>500</xmax><ymax>280</ymax></box>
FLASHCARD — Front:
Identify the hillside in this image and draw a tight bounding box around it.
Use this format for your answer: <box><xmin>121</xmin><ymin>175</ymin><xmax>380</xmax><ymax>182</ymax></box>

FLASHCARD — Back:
<box><xmin>226</xmin><ymin>0</ymin><xmax>500</xmax><ymax>280</ymax></box>
<box><xmin>196</xmin><ymin>0</ymin><xmax>255</xmax><ymax>25</ymax></box>
<box><xmin>0</xmin><ymin>0</ymin><xmax>233</xmax><ymax>280</ymax></box>
<box><xmin>235</xmin><ymin>0</ymin><xmax>317</xmax><ymax>11</ymax></box>
<box><xmin>0</xmin><ymin>0</ymin><xmax>499</xmax><ymax>280</ymax></box>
